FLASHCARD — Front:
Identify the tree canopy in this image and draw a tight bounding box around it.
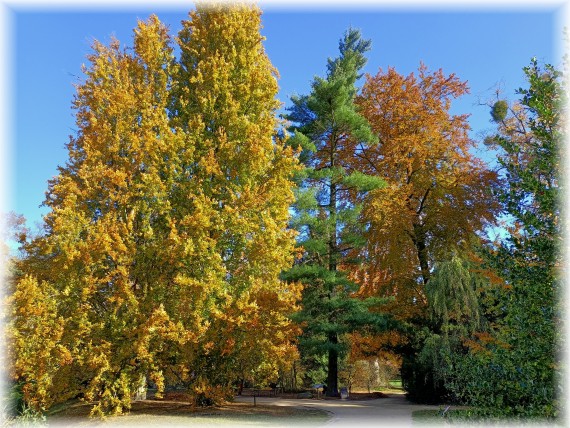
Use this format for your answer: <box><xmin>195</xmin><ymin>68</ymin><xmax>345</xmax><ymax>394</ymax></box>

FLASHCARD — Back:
<box><xmin>6</xmin><ymin>4</ymin><xmax>561</xmax><ymax>422</ymax></box>
<box><xmin>448</xmin><ymin>58</ymin><xmax>563</xmax><ymax>419</ymax></box>
<box><xmin>9</xmin><ymin>4</ymin><xmax>300</xmax><ymax>415</ymax></box>
<box><xmin>283</xmin><ymin>28</ymin><xmax>389</xmax><ymax>397</ymax></box>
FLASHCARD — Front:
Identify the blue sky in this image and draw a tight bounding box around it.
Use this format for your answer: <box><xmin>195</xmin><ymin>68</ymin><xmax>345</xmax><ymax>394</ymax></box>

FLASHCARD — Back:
<box><xmin>7</xmin><ymin>3</ymin><xmax>564</xmax><ymax>230</ymax></box>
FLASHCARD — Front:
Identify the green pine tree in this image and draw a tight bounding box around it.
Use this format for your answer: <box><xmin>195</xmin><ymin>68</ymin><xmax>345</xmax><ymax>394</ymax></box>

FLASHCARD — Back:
<box><xmin>282</xmin><ymin>29</ymin><xmax>389</xmax><ymax>397</ymax></box>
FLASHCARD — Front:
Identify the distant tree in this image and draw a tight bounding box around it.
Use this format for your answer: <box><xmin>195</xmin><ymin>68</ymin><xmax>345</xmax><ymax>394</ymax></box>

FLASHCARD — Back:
<box><xmin>283</xmin><ymin>28</ymin><xmax>389</xmax><ymax>397</ymax></box>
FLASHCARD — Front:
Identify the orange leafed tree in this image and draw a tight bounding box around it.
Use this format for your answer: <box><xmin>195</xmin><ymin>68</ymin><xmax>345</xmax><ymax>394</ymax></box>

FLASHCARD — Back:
<box><xmin>345</xmin><ymin>64</ymin><xmax>499</xmax><ymax>350</ymax></box>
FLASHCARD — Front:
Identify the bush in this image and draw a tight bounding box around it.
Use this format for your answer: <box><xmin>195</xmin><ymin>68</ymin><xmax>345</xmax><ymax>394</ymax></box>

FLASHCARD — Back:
<box><xmin>448</xmin><ymin>347</ymin><xmax>559</xmax><ymax>419</ymax></box>
<box><xmin>191</xmin><ymin>381</ymin><xmax>233</xmax><ymax>407</ymax></box>
<box><xmin>3</xmin><ymin>383</ymin><xmax>47</xmax><ymax>426</ymax></box>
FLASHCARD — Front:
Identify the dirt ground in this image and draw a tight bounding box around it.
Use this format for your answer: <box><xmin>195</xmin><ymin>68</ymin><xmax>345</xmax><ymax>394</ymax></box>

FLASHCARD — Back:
<box><xmin>47</xmin><ymin>389</ymin><xmax>436</xmax><ymax>427</ymax></box>
<box><xmin>47</xmin><ymin>396</ymin><xmax>330</xmax><ymax>427</ymax></box>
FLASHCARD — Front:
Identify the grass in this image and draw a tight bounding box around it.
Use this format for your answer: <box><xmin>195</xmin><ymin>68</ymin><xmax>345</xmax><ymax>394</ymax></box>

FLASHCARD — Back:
<box><xmin>388</xmin><ymin>379</ymin><xmax>403</xmax><ymax>389</ymax></box>
<box><xmin>411</xmin><ymin>408</ymin><xmax>478</xmax><ymax>426</ymax></box>
<box><xmin>411</xmin><ymin>409</ymin><xmax>565</xmax><ymax>427</ymax></box>
<box><xmin>374</xmin><ymin>378</ymin><xmax>404</xmax><ymax>395</ymax></box>
<box><xmin>47</xmin><ymin>399</ymin><xmax>331</xmax><ymax>427</ymax></box>
<box><xmin>411</xmin><ymin>409</ymin><xmax>446</xmax><ymax>426</ymax></box>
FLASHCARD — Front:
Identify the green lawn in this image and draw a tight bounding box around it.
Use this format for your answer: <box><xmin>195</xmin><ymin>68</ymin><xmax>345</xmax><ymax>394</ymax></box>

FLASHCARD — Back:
<box><xmin>375</xmin><ymin>379</ymin><xmax>404</xmax><ymax>394</ymax></box>
<box><xmin>388</xmin><ymin>379</ymin><xmax>403</xmax><ymax>389</ymax></box>
<box><xmin>411</xmin><ymin>409</ymin><xmax>446</xmax><ymax>426</ymax></box>
<box><xmin>411</xmin><ymin>409</ymin><xmax>564</xmax><ymax>427</ymax></box>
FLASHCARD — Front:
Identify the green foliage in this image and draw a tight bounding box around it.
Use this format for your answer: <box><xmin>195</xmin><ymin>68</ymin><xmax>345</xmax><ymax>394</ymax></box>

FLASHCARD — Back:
<box><xmin>342</xmin><ymin>171</ymin><xmax>386</xmax><ymax>193</ymax></box>
<box><xmin>404</xmin><ymin>59</ymin><xmax>563</xmax><ymax>419</ymax></box>
<box><xmin>401</xmin><ymin>254</ymin><xmax>487</xmax><ymax>404</ymax></box>
<box><xmin>299</xmin><ymin>353</ymin><xmax>328</xmax><ymax>387</ymax></box>
<box><xmin>284</xmin><ymin>28</ymin><xmax>389</xmax><ymax>397</ymax></box>
<box><xmin>4</xmin><ymin>383</ymin><xmax>47</xmax><ymax>426</ymax></box>
<box><xmin>448</xmin><ymin>346</ymin><xmax>558</xmax><ymax>418</ymax></box>
<box><xmin>448</xmin><ymin>59</ymin><xmax>563</xmax><ymax>419</ymax></box>
<box><xmin>425</xmin><ymin>255</ymin><xmax>483</xmax><ymax>334</ymax></box>
<box><xmin>491</xmin><ymin>99</ymin><xmax>508</xmax><ymax>122</ymax></box>
<box><xmin>401</xmin><ymin>328</ymin><xmax>453</xmax><ymax>404</ymax></box>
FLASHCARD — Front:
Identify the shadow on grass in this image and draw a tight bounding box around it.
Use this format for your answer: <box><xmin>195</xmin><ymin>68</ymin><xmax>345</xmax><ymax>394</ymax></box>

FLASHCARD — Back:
<box><xmin>48</xmin><ymin>400</ymin><xmax>331</xmax><ymax>427</ymax></box>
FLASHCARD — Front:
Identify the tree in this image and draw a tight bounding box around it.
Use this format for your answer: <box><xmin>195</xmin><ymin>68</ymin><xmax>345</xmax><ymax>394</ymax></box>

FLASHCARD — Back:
<box><xmin>402</xmin><ymin>253</ymin><xmax>487</xmax><ymax>403</ymax></box>
<box><xmin>10</xmin><ymin>17</ymin><xmax>181</xmax><ymax>415</ymax></box>
<box><xmin>170</xmin><ymin>3</ymin><xmax>300</xmax><ymax>403</ymax></box>
<box><xmin>283</xmin><ymin>28</ymin><xmax>389</xmax><ymax>397</ymax></box>
<box><xmin>9</xmin><ymin>5</ymin><xmax>300</xmax><ymax>415</ymax></box>
<box><xmin>425</xmin><ymin>254</ymin><xmax>483</xmax><ymax>336</ymax></box>
<box><xmin>355</xmin><ymin>64</ymin><xmax>499</xmax><ymax>300</ymax></box>
<box><xmin>333</xmin><ymin>64</ymin><xmax>500</xmax><ymax>403</ymax></box>
<box><xmin>450</xmin><ymin>59</ymin><xmax>563</xmax><ymax>419</ymax></box>
<box><xmin>344</xmin><ymin>65</ymin><xmax>499</xmax><ymax>347</ymax></box>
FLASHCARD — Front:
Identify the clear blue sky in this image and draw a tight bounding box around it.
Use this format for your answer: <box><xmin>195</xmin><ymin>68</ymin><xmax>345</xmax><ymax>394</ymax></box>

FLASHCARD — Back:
<box><xmin>9</xmin><ymin>4</ymin><xmax>563</xmax><ymax>230</ymax></box>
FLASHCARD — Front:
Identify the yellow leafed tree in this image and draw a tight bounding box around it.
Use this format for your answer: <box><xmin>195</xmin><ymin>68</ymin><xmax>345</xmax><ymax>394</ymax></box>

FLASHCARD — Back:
<box><xmin>9</xmin><ymin>4</ymin><xmax>299</xmax><ymax>416</ymax></box>
<box><xmin>170</xmin><ymin>2</ymin><xmax>300</xmax><ymax>402</ymax></box>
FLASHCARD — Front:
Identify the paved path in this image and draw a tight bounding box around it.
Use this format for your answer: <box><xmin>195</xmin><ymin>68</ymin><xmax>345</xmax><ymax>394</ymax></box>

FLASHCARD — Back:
<box><xmin>235</xmin><ymin>392</ymin><xmax>444</xmax><ymax>427</ymax></box>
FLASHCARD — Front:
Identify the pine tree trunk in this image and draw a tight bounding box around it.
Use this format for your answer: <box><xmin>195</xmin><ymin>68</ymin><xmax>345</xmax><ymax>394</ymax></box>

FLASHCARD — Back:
<box><xmin>326</xmin><ymin>151</ymin><xmax>339</xmax><ymax>398</ymax></box>
<box><xmin>326</xmin><ymin>332</ymin><xmax>339</xmax><ymax>397</ymax></box>
<box><xmin>329</xmin><ymin>164</ymin><xmax>338</xmax><ymax>273</ymax></box>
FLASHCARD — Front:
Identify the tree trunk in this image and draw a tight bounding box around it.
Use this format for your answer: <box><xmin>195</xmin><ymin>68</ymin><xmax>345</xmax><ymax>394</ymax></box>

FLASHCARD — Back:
<box><xmin>329</xmin><ymin>176</ymin><xmax>337</xmax><ymax>273</ymax></box>
<box><xmin>326</xmin><ymin>332</ymin><xmax>339</xmax><ymax>397</ymax></box>
<box><xmin>413</xmin><ymin>223</ymin><xmax>430</xmax><ymax>286</ymax></box>
<box><xmin>292</xmin><ymin>361</ymin><xmax>297</xmax><ymax>391</ymax></box>
<box><xmin>133</xmin><ymin>374</ymin><xmax>147</xmax><ymax>401</ymax></box>
<box><xmin>325</xmin><ymin>147</ymin><xmax>340</xmax><ymax>398</ymax></box>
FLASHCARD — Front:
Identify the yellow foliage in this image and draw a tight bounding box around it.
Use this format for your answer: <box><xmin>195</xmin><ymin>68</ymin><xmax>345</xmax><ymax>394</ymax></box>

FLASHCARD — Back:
<box><xmin>10</xmin><ymin>4</ymin><xmax>299</xmax><ymax>416</ymax></box>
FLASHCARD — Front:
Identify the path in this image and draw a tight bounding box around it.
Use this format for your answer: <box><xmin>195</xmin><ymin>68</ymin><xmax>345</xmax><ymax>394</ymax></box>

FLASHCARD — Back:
<box><xmin>235</xmin><ymin>392</ymin><xmax>443</xmax><ymax>427</ymax></box>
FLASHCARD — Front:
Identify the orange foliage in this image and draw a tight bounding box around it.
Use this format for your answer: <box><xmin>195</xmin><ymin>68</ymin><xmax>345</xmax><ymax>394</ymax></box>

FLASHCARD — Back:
<box><xmin>463</xmin><ymin>331</ymin><xmax>512</xmax><ymax>356</ymax></box>
<box><xmin>349</xmin><ymin>331</ymin><xmax>404</xmax><ymax>366</ymax></box>
<box><xmin>343</xmin><ymin>64</ymin><xmax>500</xmax><ymax>357</ymax></box>
<box><xmin>349</xmin><ymin>63</ymin><xmax>499</xmax><ymax>304</ymax></box>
